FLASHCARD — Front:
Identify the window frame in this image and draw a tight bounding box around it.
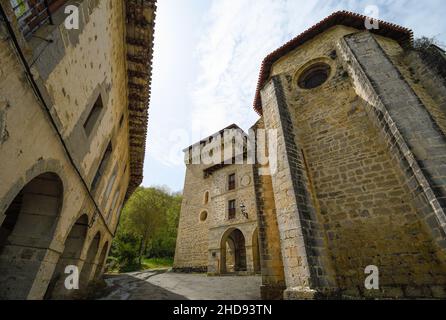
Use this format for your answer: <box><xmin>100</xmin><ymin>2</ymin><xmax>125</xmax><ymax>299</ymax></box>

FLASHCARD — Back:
<box><xmin>228</xmin><ymin>199</ymin><xmax>236</xmax><ymax>219</ymax></box>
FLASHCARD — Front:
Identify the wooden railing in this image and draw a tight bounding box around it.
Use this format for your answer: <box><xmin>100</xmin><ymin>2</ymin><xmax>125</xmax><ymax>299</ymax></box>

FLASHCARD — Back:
<box><xmin>10</xmin><ymin>0</ymin><xmax>67</xmax><ymax>39</ymax></box>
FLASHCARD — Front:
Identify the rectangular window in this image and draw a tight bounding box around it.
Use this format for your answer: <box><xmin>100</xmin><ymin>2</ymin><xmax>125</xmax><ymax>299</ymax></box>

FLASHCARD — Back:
<box><xmin>92</xmin><ymin>142</ymin><xmax>112</xmax><ymax>190</ymax></box>
<box><xmin>108</xmin><ymin>190</ymin><xmax>120</xmax><ymax>221</ymax></box>
<box><xmin>228</xmin><ymin>173</ymin><xmax>236</xmax><ymax>190</ymax></box>
<box><xmin>228</xmin><ymin>199</ymin><xmax>236</xmax><ymax>219</ymax></box>
<box><xmin>103</xmin><ymin>165</ymin><xmax>118</xmax><ymax>200</ymax></box>
<box><xmin>83</xmin><ymin>95</ymin><xmax>103</xmax><ymax>136</ymax></box>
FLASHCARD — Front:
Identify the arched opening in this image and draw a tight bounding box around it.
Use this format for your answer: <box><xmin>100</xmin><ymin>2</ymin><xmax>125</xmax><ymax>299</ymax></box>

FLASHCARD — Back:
<box><xmin>79</xmin><ymin>232</ymin><xmax>100</xmax><ymax>289</ymax></box>
<box><xmin>0</xmin><ymin>172</ymin><xmax>63</xmax><ymax>299</ymax></box>
<box><xmin>93</xmin><ymin>241</ymin><xmax>109</xmax><ymax>280</ymax></box>
<box><xmin>220</xmin><ymin>228</ymin><xmax>246</xmax><ymax>274</ymax></box>
<box><xmin>252</xmin><ymin>228</ymin><xmax>261</xmax><ymax>274</ymax></box>
<box><xmin>204</xmin><ymin>191</ymin><xmax>209</xmax><ymax>205</ymax></box>
<box><xmin>200</xmin><ymin>210</ymin><xmax>208</xmax><ymax>222</ymax></box>
<box><xmin>44</xmin><ymin>214</ymin><xmax>89</xmax><ymax>300</ymax></box>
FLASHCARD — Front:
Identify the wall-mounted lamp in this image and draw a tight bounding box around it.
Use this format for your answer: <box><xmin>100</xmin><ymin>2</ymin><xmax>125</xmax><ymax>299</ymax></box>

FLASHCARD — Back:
<box><xmin>240</xmin><ymin>202</ymin><xmax>248</xmax><ymax>219</ymax></box>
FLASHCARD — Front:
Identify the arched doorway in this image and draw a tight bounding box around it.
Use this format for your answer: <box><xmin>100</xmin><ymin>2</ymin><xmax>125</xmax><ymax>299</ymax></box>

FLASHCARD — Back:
<box><xmin>220</xmin><ymin>228</ymin><xmax>246</xmax><ymax>274</ymax></box>
<box><xmin>79</xmin><ymin>232</ymin><xmax>100</xmax><ymax>289</ymax></box>
<box><xmin>0</xmin><ymin>172</ymin><xmax>63</xmax><ymax>299</ymax></box>
<box><xmin>252</xmin><ymin>228</ymin><xmax>261</xmax><ymax>274</ymax></box>
<box><xmin>93</xmin><ymin>241</ymin><xmax>109</xmax><ymax>280</ymax></box>
<box><xmin>44</xmin><ymin>214</ymin><xmax>89</xmax><ymax>299</ymax></box>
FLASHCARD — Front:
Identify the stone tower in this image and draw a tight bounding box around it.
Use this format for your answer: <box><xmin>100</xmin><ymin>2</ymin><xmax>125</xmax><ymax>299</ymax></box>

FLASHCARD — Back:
<box><xmin>174</xmin><ymin>124</ymin><xmax>261</xmax><ymax>275</ymax></box>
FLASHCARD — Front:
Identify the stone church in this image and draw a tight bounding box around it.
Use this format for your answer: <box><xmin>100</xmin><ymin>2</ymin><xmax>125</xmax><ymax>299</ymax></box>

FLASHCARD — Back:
<box><xmin>0</xmin><ymin>0</ymin><xmax>155</xmax><ymax>299</ymax></box>
<box><xmin>174</xmin><ymin>11</ymin><xmax>446</xmax><ymax>299</ymax></box>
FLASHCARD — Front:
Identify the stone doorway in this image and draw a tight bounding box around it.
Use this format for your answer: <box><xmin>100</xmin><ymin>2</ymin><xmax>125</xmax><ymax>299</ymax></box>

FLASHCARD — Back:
<box><xmin>220</xmin><ymin>228</ymin><xmax>247</xmax><ymax>274</ymax></box>
<box><xmin>0</xmin><ymin>172</ymin><xmax>63</xmax><ymax>299</ymax></box>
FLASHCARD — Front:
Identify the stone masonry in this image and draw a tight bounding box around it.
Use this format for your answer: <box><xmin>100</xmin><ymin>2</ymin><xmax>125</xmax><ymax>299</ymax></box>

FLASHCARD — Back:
<box><xmin>0</xmin><ymin>0</ymin><xmax>156</xmax><ymax>299</ymax></box>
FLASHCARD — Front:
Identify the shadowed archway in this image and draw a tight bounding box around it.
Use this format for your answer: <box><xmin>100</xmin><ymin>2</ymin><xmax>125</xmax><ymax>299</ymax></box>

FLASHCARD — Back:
<box><xmin>93</xmin><ymin>241</ymin><xmax>109</xmax><ymax>280</ymax></box>
<box><xmin>44</xmin><ymin>214</ymin><xmax>89</xmax><ymax>299</ymax></box>
<box><xmin>79</xmin><ymin>231</ymin><xmax>101</xmax><ymax>289</ymax></box>
<box><xmin>0</xmin><ymin>172</ymin><xmax>63</xmax><ymax>299</ymax></box>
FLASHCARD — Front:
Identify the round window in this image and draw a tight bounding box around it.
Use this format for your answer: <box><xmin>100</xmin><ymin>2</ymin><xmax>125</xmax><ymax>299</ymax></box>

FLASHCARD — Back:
<box><xmin>200</xmin><ymin>211</ymin><xmax>208</xmax><ymax>222</ymax></box>
<box><xmin>298</xmin><ymin>63</ymin><xmax>331</xmax><ymax>89</ymax></box>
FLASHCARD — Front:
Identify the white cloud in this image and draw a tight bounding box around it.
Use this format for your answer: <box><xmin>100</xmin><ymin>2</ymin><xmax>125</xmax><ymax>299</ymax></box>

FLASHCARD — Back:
<box><xmin>144</xmin><ymin>0</ymin><xmax>446</xmax><ymax>188</ymax></box>
<box><xmin>190</xmin><ymin>0</ymin><xmax>446</xmax><ymax>137</ymax></box>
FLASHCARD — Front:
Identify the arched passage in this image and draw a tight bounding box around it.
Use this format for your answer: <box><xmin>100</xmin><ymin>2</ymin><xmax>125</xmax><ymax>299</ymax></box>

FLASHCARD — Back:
<box><xmin>93</xmin><ymin>241</ymin><xmax>109</xmax><ymax>280</ymax></box>
<box><xmin>220</xmin><ymin>228</ymin><xmax>246</xmax><ymax>274</ymax></box>
<box><xmin>0</xmin><ymin>172</ymin><xmax>63</xmax><ymax>299</ymax></box>
<box><xmin>252</xmin><ymin>228</ymin><xmax>261</xmax><ymax>274</ymax></box>
<box><xmin>44</xmin><ymin>214</ymin><xmax>89</xmax><ymax>299</ymax></box>
<box><xmin>79</xmin><ymin>232</ymin><xmax>100</xmax><ymax>289</ymax></box>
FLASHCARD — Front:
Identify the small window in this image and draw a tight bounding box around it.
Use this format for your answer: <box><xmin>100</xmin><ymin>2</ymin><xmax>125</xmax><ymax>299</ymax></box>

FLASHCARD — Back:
<box><xmin>108</xmin><ymin>190</ymin><xmax>120</xmax><ymax>220</ymax></box>
<box><xmin>228</xmin><ymin>200</ymin><xmax>236</xmax><ymax>219</ymax></box>
<box><xmin>228</xmin><ymin>174</ymin><xmax>236</xmax><ymax>190</ymax></box>
<box><xmin>200</xmin><ymin>211</ymin><xmax>208</xmax><ymax>222</ymax></box>
<box><xmin>298</xmin><ymin>63</ymin><xmax>331</xmax><ymax>89</ymax></box>
<box><xmin>119</xmin><ymin>114</ymin><xmax>124</xmax><ymax>128</ymax></box>
<box><xmin>84</xmin><ymin>95</ymin><xmax>104</xmax><ymax>136</ymax></box>
<box><xmin>204</xmin><ymin>191</ymin><xmax>209</xmax><ymax>205</ymax></box>
<box><xmin>92</xmin><ymin>142</ymin><xmax>112</xmax><ymax>190</ymax></box>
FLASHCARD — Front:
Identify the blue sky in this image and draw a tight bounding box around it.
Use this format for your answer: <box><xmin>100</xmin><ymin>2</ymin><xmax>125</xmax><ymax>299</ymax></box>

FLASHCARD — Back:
<box><xmin>142</xmin><ymin>0</ymin><xmax>446</xmax><ymax>192</ymax></box>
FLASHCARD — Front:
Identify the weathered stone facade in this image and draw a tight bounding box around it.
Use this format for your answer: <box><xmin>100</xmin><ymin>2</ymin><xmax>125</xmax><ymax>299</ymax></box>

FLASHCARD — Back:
<box><xmin>254</xmin><ymin>12</ymin><xmax>446</xmax><ymax>299</ymax></box>
<box><xmin>174</xmin><ymin>125</ymin><xmax>261</xmax><ymax>275</ymax></box>
<box><xmin>176</xmin><ymin>11</ymin><xmax>446</xmax><ymax>299</ymax></box>
<box><xmin>0</xmin><ymin>0</ymin><xmax>155</xmax><ymax>299</ymax></box>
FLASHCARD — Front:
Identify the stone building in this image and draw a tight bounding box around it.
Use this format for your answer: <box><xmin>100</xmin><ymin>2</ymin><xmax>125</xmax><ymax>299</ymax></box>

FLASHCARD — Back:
<box><xmin>176</xmin><ymin>11</ymin><xmax>446</xmax><ymax>299</ymax></box>
<box><xmin>174</xmin><ymin>124</ymin><xmax>261</xmax><ymax>275</ymax></box>
<box><xmin>0</xmin><ymin>0</ymin><xmax>155</xmax><ymax>299</ymax></box>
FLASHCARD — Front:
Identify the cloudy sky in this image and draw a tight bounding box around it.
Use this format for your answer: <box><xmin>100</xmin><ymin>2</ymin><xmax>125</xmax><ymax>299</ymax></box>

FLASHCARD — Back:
<box><xmin>142</xmin><ymin>0</ymin><xmax>446</xmax><ymax>192</ymax></box>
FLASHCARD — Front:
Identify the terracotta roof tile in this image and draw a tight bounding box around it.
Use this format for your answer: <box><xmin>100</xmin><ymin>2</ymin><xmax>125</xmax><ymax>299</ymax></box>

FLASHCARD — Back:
<box><xmin>253</xmin><ymin>10</ymin><xmax>413</xmax><ymax>114</ymax></box>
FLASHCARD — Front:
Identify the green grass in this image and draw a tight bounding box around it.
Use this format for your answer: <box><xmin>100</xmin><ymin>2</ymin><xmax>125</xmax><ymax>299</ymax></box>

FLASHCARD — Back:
<box><xmin>141</xmin><ymin>257</ymin><xmax>174</xmax><ymax>270</ymax></box>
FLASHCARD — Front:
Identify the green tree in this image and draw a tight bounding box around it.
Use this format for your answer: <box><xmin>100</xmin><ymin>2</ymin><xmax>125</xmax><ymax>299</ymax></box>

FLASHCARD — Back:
<box><xmin>109</xmin><ymin>186</ymin><xmax>182</xmax><ymax>271</ymax></box>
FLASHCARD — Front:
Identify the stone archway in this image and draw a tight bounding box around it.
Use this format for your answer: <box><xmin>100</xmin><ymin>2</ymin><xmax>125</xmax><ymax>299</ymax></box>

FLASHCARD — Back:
<box><xmin>44</xmin><ymin>214</ymin><xmax>89</xmax><ymax>299</ymax></box>
<box><xmin>0</xmin><ymin>172</ymin><xmax>63</xmax><ymax>299</ymax></box>
<box><xmin>79</xmin><ymin>231</ymin><xmax>101</xmax><ymax>289</ymax></box>
<box><xmin>220</xmin><ymin>228</ymin><xmax>247</xmax><ymax>274</ymax></box>
<box><xmin>93</xmin><ymin>241</ymin><xmax>109</xmax><ymax>280</ymax></box>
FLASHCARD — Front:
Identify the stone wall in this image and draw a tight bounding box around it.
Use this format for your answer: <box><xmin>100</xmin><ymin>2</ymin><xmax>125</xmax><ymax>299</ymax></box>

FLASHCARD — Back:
<box><xmin>206</xmin><ymin>163</ymin><xmax>258</xmax><ymax>274</ymax></box>
<box><xmin>252</xmin><ymin>119</ymin><xmax>286</xmax><ymax>300</ymax></box>
<box><xmin>173</xmin><ymin>164</ymin><xmax>211</xmax><ymax>272</ymax></box>
<box><xmin>258</xmin><ymin>26</ymin><xmax>446</xmax><ymax>298</ymax></box>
